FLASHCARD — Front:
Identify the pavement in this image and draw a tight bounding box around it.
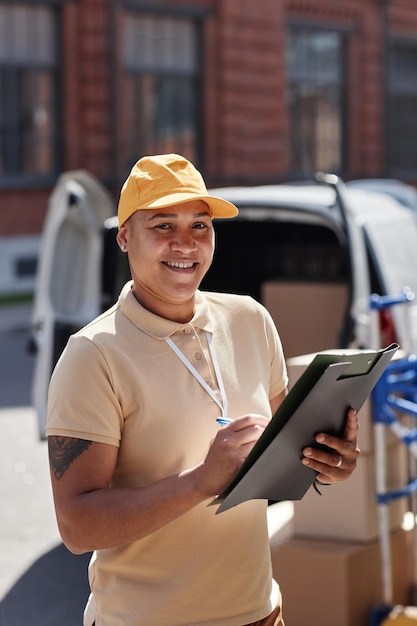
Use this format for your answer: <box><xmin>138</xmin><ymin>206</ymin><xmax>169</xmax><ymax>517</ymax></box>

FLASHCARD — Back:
<box><xmin>0</xmin><ymin>302</ymin><xmax>294</xmax><ymax>626</ymax></box>
<box><xmin>0</xmin><ymin>303</ymin><xmax>91</xmax><ymax>625</ymax></box>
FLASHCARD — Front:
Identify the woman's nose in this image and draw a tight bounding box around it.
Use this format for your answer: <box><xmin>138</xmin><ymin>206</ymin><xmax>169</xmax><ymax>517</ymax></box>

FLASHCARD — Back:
<box><xmin>171</xmin><ymin>230</ymin><xmax>197</xmax><ymax>251</ymax></box>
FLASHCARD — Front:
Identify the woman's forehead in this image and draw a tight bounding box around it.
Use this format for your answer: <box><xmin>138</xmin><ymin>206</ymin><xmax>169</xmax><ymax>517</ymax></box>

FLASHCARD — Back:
<box><xmin>134</xmin><ymin>200</ymin><xmax>211</xmax><ymax>222</ymax></box>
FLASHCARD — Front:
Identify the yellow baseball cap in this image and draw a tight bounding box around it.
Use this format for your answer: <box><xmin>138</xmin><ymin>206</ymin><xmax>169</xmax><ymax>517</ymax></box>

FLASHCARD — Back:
<box><xmin>117</xmin><ymin>153</ymin><xmax>239</xmax><ymax>227</ymax></box>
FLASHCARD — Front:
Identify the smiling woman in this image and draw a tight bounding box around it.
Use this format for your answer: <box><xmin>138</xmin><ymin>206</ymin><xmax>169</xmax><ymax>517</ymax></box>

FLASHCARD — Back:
<box><xmin>45</xmin><ymin>153</ymin><xmax>360</xmax><ymax>626</ymax></box>
<box><xmin>114</xmin><ymin>154</ymin><xmax>237</xmax><ymax>323</ymax></box>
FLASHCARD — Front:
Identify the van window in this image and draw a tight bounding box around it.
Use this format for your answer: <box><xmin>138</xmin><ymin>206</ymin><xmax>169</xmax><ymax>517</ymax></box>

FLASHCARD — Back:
<box><xmin>202</xmin><ymin>218</ymin><xmax>350</xmax><ymax>358</ymax></box>
<box><xmin>203</xmin><ymin>219</ymin><xmax>349</xmax><ymax>298</ymax></box>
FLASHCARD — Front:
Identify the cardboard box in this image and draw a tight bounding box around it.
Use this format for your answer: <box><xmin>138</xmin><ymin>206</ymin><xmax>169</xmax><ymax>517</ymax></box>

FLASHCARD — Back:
<box><xmin>270</xmin><ymin>529</ymin><xmax>414</xmax><ymax>626</ymax></box>
<box><xmin>262</xmin><ymin>281</ymin><xmax>348</xmax><ymax>360</ymax></box>
<box><xmin>293</xmin><ymin>445</ymin><xmax>408</xmax><ymax>542</ymax></box>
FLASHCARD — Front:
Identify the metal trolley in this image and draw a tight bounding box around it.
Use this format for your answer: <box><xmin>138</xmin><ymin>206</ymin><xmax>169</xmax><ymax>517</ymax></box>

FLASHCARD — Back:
<box><xmin>370</xmin><ymin>289</ymin><xmax>417</xmax><ymax>625</ymax></box>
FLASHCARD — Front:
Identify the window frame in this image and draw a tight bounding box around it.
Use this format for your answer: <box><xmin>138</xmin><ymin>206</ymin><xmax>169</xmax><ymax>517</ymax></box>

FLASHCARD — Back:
<box><xmin>116</xmin><ymin>5</ymin><xmax>205</xmax><ymax>175</ymax></box>
<box><xmin>0</xmin><ymin>1</ymin><xmax>62</xmax><ymax>188</ymax></box>
<box><xmin>287</xmin><ymin>22</ymin><xmax>348</xmax><ymax>179</ymax></box>
<box><xmin>387</xmin><ymin>35</ymin><xmax>417</xmax><ymax>179</ymax></box>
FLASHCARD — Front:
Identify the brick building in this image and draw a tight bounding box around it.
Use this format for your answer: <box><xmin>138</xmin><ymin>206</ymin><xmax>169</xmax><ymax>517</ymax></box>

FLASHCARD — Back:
<box><xmin>1</xmin><ymin>0</ymin><xmax>417</xmax><ymax>293</ymax></box>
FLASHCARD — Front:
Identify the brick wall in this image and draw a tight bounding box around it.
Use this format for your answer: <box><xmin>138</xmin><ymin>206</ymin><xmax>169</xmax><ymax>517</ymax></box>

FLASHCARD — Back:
<box><xmin>1</xmin><ymin>190</ymin><xmax>50</xmax><ymax>237</ymax></box>
<box><xmin>62</xmin><ymin>0</ymin><xmax>112</xmax><ymax>177</ymax></box>
<box><xmin>1</xmin><ymin>0</ymin><xmax>417</xmax><ymax>238</ymax></box>
<box><xmin>206</xmin><ymin>0</ymin><xmax>289</xmax><ymax>183</ymax></box>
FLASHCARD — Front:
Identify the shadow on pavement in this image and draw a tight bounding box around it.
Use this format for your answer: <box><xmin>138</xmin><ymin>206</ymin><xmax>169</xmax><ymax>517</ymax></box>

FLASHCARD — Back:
<box><xmin>0</xmin><ymin>544</ymin><xmax>91</xmax><ymax>625</ymax></box>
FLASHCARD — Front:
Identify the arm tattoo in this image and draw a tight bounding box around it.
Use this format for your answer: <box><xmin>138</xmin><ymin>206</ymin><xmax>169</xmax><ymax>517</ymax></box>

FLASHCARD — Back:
<box><xmin>48</xmin><ymin>436</ymin><xmax>92</xmax><ymax>480</ymax></box>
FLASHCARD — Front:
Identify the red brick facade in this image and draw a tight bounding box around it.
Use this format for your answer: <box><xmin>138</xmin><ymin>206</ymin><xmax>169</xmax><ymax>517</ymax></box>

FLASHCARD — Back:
<box><xmin>1</xmin><ymin>0</ymin><xmax>417</xmax><ymax>237</ymax></box>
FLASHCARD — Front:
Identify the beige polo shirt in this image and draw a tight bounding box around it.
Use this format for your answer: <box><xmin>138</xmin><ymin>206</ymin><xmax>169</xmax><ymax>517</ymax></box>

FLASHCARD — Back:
<box><xmin>47</xmin><ymin>282</ymin><xmax>288</xmax><ymax>626</ymax></box>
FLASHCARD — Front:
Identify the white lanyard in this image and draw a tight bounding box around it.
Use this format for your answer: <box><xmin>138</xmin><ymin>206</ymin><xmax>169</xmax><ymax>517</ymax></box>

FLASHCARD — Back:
<box><xmin>165</xmin><ymin>331</ymin><xmax>229</xmax><ymax>418</ymax></box>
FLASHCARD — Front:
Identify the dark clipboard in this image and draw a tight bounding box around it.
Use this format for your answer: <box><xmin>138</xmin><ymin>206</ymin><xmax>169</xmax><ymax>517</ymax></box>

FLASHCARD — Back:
<box><xmin>212</xmin><ymin>343</ymin><xmax>399</xmax><ymax>513</ymax></box>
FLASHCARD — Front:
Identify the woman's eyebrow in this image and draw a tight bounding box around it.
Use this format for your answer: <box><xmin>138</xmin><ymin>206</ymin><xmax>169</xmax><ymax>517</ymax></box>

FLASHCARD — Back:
<box><xmin>147</xmin><ymin>211</ymin><xmax>211</xmax><ymax>221</ymax></box>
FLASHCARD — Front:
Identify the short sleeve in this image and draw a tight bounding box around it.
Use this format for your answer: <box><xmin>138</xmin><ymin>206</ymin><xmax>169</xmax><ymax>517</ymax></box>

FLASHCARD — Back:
<box><xmin>261</xmin><ymin>305</ymin><xmax>289</xmax><ymax>398</ymax></box>
<box><xmin>47</xmin><ymin>335</ymin><xmax>123</xmax><ymax>446</ymax></box>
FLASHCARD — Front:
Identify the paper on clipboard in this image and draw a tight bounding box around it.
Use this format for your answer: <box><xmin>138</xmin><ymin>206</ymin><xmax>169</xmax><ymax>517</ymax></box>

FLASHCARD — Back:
<box><xmin>212</xmin><ymin>343</ymin><xmax>399</xmax><ymax>513</ymax></box>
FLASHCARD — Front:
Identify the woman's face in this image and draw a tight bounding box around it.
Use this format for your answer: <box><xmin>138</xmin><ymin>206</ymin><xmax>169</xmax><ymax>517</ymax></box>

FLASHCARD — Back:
<box><xmin>117</xmin><ymin>200</ymin><xmax>215</xmax><ymax>322</ymax></box>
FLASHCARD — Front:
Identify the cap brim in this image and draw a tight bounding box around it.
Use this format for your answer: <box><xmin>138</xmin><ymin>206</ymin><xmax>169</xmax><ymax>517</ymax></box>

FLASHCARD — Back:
<box><xmin>142</xmin><ymin>192</ymin><xmax>239</xmax><ymax>218</ymax></box>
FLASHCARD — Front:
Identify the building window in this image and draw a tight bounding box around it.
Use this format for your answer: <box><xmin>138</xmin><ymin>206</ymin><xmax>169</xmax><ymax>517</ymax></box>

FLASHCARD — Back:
<box><xmin>288</xmin><ymin>27</ymin><xmax>345</xmax><ymax>177</ymax></box>
<box><xmin>388</xmin><ymin>42</ymin><xmax>417</xmax><ymax>178</ymax></box>
<box><xmin>0</xmin><ymin>3</ymin><xmax>57</xmax><ymax>180</ymax></box>
<box><xmin>121</xmin><ymin>13</ymin><xmax>200</xmax><ymax>171</ymax></box>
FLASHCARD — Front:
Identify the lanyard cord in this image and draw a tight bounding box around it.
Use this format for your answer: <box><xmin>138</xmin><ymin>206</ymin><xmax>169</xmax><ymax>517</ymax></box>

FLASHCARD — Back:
<box><xmin>165</xmin><ymin>331</ymin><xmax>229</xmax><ymax>418</ymax></box>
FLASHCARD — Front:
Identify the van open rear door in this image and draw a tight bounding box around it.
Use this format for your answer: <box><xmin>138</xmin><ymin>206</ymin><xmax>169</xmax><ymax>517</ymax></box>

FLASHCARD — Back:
<box><xmin>30</xmin><ymin>171</ymin><xmax>115</xmax><ymax>438</ymax></box>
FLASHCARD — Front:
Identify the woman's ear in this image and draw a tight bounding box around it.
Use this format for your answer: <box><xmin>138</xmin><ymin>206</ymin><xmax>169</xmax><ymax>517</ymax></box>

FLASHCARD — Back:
<box><xmin>116</xmin><ymin>226</ymin><xmax>127</xmax><ymax>252</ymax></box>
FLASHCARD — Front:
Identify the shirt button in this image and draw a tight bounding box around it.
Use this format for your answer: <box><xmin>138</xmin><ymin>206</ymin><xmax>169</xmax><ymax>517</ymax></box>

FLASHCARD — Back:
<box><xmin>195</xmin><ymin>352</ymin><xmax>202</xmax><ymax>360</ymax></box>
<box><xmin>184</xmin><ymin>327</ymin><xmax>192</xmax><ymax>334</ymax></box>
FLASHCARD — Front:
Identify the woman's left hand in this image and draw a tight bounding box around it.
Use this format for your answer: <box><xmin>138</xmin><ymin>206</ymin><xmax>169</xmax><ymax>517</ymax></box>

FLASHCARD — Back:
<box><xmin>301</xmin><ymin>408</ymin><xmax>360</xmax><ymax>485</ymax></box>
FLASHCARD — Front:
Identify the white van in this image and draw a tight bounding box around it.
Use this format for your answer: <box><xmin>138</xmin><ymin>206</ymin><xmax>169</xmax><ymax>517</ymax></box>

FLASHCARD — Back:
<box><xmin>30</xmin><ymin>171</ymin><xmax>417</xmax><ymax>437</ymax></box>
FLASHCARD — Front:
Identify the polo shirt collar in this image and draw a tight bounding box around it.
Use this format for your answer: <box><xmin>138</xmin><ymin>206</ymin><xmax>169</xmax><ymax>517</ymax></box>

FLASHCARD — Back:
<box><xmin>119</xmin><ymin>281</ymin><xmax>214</xmax><ymax>338</ymax></box>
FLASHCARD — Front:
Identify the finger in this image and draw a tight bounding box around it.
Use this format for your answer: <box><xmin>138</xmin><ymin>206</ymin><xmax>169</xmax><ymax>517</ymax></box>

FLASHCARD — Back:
<box><xmin>313</xmin><ymin>409</ymin><xmax>358</xmax><ymax>451</ymax></box>
<box><xmin>214</xmin><ymin>419</ymin><xmax>266</xmax><ymax>452</ymax></box>
<box><xmin>302</xmin><ymin>447</ymin><xmax>345</xmax><ymax>470</ymax></box>
<box><xmin>224</xmin><ymin>414</ymin><xmax>270</xmax><ymax>433</ymax></box>
<box><xmin>210</xmin><ymin>414</ymin><xmax>267</xmax><ymax>449</ymax></box>
<box><xmin>342</xmin><ymin>408</ymin><xmax>359</xmax><ymax>443</ymax></box>
<box><xmin>302</xmin><ymin>441</ymin><xmax>360</xmax><ymax>483</ymax></box>
<box><xmin>301</xmin><ymin>455</ymin><xmax>348</xmax><ymax>485</ymax></box>
<box><xmin>313</xmin><ymin>429</ymin><xmax>359</xmax><ymax>457</ymax></box>
<box><xmin>229</xmin><ymin>422</ymin><xmax>266</xmax><ymax>447</ymax></box>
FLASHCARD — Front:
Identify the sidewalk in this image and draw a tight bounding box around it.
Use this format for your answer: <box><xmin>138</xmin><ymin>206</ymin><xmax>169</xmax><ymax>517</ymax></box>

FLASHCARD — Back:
<box><xmin>0</xmin><ymin>323</ymin><xmax>91</xmax><ymax>625</ymax></box>
<box><xmin>0</xmin><ymin>406</ymin><xmax>62</xmax><ymax>599</ymax></box>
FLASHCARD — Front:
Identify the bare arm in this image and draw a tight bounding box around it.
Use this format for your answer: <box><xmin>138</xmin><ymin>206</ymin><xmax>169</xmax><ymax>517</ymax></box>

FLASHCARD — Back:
<box><xmin>269</xmin><ymin>388</ymin><xmax>288</xmax><ymax>414</ymax></box>
<box><xmin>49</xmin><ymin>390</ymin><xmax>359</xmax><ymax>554</ymax></box>
<box><xmin>48</xmin><ymin>413</ymin><xmax>269</xmax><ymax>554</ymax></box>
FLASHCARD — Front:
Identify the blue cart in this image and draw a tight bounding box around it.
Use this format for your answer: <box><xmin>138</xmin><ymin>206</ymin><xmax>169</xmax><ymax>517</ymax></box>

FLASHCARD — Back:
<box><xmin>370</xmin><ymin>290</ymin><xmax>417</xmax><ymax>625</ymax></box>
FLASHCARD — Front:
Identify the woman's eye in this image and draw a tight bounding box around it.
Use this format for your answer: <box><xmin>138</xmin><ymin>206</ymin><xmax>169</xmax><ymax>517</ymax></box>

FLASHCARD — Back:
<box><xmin>152</xmin><ymin>221</ymin><xmax>211</xmax><ymax>232</ymax></box>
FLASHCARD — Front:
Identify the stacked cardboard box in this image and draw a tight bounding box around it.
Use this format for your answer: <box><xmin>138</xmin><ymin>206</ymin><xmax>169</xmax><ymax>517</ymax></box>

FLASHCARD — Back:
<box><xmin>268</xmin><ymin>350</ymin><xmax>413</xmax><ymax>626</ymax></box>
<box><xmin>270</xmin><ymin>528</ymin><xmax>413</xmax><ymax>626</ymax></box>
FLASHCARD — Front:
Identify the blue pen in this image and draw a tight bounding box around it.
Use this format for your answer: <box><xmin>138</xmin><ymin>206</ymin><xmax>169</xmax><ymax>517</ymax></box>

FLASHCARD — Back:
<box><xmin>216</xmin><ymin>417</ymin><xmax>232</xmax><ymax>427</ymax></box>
